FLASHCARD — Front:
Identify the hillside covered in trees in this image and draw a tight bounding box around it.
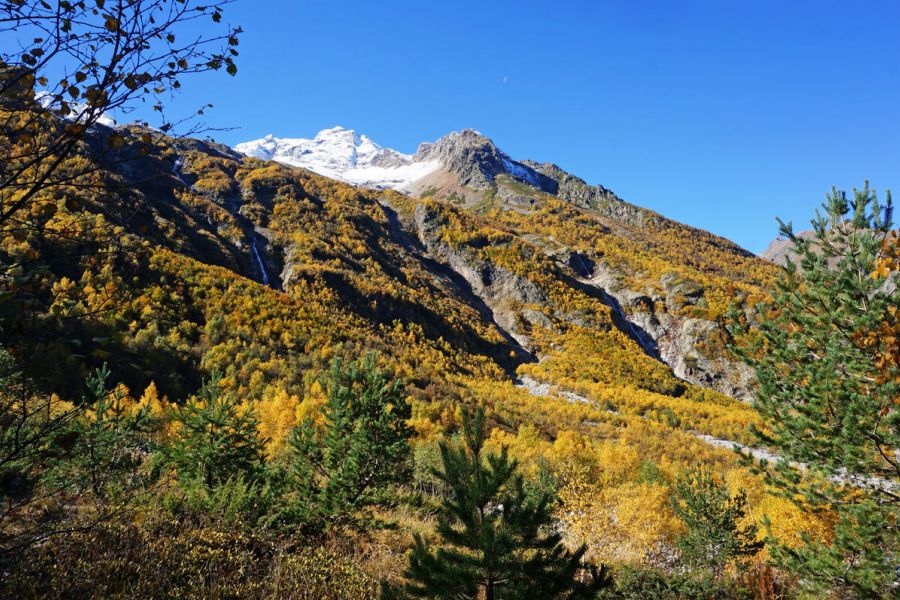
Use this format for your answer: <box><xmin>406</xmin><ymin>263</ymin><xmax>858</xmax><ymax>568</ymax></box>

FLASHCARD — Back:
<box><xmin>1</xmin><ymin>2</ymin><xmax>897</xmax><ymax>598</ymax></box>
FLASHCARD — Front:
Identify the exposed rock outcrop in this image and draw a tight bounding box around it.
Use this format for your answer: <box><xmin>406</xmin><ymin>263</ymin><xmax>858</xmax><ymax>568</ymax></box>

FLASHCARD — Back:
<box><xmin>525</xmin><ymin>161</ymin><xmax>654</xmax><ymax>228</ymax></box>
<box><xmin>414</xmin><ymin>129</ymin><xmax>557</xmax><ymax>192</ymax></box>
<box><xmin>582</xmin><ymin>263</ymin><xmax>755</xmax><ymax>401</ymax></box>
<box><xmin>414</xmin><ymin>203</ymin><xmax>548</xmax><ymax>349</ymax></box>
<box><xmin>760</xmin><ymin>230</ymin><xmax>816</xmax><ymax>265</ymax></box>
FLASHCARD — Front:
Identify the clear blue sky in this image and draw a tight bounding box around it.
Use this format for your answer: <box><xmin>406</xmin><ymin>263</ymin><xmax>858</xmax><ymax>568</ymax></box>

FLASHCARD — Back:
<box><xmin>154</xmin><ymin>0</ymin><xmax>900</xmax><ymax>254</ymax></box>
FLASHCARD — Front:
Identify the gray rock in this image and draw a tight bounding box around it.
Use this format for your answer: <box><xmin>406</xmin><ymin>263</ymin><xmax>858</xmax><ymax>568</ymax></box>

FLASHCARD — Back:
<box><xmin>760</xmin><ymin>230</ymin><xmax>815</xmax><ymax>265</ymax></box>
<box><xmin>370</xmin><ymin>147</ymin><xmax>412</xmax><ymax>168</ymax></box>
<box><xmin>414</xmin><ymin>129</ymin><xmax>556</xmax><ymax>191</ymax></box>
<box><xmin>583</xmin><ymin>262</ymin><xmax>755</xmax><ymax>401</ymax></box>
<box><xmin>414</xmin><ymin>203</ymin><xmax>548</xmax><ymax>348</ymax></box>
<box><xmin>524</xmin><ymin>161</ymin><xmax>654</xmax><ymax>228</ymax></box>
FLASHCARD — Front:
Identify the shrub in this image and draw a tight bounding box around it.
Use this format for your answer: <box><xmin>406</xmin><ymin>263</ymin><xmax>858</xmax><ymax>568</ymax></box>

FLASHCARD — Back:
<box><xmin>598</xmin><ymin>566</ymin><xmax>752</xmax><ymax>600</ymax></box>
<box><xmin>4</xmin><ymin>519</ymin><xmax>378</xmax><ymax>600</ymax></box>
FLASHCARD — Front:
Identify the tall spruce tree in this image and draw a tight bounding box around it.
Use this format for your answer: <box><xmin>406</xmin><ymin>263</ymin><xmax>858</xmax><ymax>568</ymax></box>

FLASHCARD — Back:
<box><xmin>383</xmin><ymin>408</ymin><xmax>609</xmax><ymax>600</ymax></box>
<box><xmin>729</xmin><ymin>183</ymin><xmax>899</xmax><ymax>597</ymax></box>
<box><xmin>670</xmin><ymin>466</ymin><xmax>762</xmax><ymax>577</ymax></box>
<box><xmin>288</xmin><ymin>354</ymin><xmax>413</xmax><ymax>524</ymax></box>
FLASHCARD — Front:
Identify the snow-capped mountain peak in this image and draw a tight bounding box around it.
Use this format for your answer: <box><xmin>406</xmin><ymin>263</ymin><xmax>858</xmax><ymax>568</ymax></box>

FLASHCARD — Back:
<box><xmin>233</xmin><ymin>126</ymin><xmax>439</xmax><ymax>190</ymax></box>
<box><xmin>233</xmin><ymin>127</ymin><xmax>555</xmax><ymax>195</ymax></box>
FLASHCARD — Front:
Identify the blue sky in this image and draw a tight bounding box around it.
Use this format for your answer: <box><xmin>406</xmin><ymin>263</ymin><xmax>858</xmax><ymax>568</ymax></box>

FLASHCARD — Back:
<box><xmin>146</xmin><ymin>1</ymin><xmax>899</xmax><ymax>253</ymax></box>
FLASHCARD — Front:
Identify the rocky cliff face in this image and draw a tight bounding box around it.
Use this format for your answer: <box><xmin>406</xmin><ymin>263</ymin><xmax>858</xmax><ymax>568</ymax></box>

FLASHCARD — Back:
<box><xmin>414</xmin><ymin>202</ymin><xmax>549</xmax><ymax>350</ymax></box>
<box><xmin>582</xmin><ymin>264</ymin><xmax>755</xmax><ymax>400</ymax></box>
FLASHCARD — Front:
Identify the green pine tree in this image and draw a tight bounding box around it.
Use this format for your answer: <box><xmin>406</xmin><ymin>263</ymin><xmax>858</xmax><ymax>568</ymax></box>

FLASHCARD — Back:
<box><xmin>2</xmin><ymin>362</ymin><xmax>148</xmax><ymax>554</ymax></box>
<box><xmin>288</xmin><ymin>353</ymin><xmax>413</xmax><ymax>524</ymax></box>
<box><xmin>162</xmin><ymin>373</ymin><xmax>265</xmax><ymax>488</ymax></box>
<box><xmin>73</xmin><ymin>364</ymin><xmax>150</xmax><ymax>500</ymax></box>
<box><xmin>383</xmin><ymin>408</ymin><xmax>609</xmax><ymax>600</ymax></box>
<box><xmin>729</xmin><ymin>183</ymin><xmax>899</xmax><ymax>597</ymax></box>
<box><xmin>670</xmin><ymin>466</ymin><xmax>762</xmax><ymax>577</ymax></box>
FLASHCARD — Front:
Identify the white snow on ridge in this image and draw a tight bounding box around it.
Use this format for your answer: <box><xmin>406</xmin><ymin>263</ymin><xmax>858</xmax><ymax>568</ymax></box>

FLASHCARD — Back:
<box><xmin>234</xmin><ymin>126</ymin><xmax>439</xmax><ymax>191</ymax></box>
<box><xmin>35</xmin><ymin>91</ymin><xmax>117</xmax><ymax>127</ymax></box>
<box><xmin>341</xmin><ymin>161</ymin><xmax>441</xmax><ymax>189</ymax></box>
<box><xmin>501</xmin><ymin>156</ymin><xmax>542</xmax><ymax>186</ymax></box>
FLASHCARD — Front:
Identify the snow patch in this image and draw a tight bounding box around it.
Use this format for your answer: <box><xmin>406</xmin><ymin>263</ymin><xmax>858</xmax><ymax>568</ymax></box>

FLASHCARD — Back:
<box><xmin>342</xmin><ymin>160</ymin><xmax>441</xmax><ymax>189</ymax></box>
<box><xmin>502</xmin><ymin>157</ymin><xmax>542</xmax><ymax>186</ymax></box>
<box><xmin>35</xmin><ymin>91</ymin><xmax>117</xmax><ymax>127</ymax></box>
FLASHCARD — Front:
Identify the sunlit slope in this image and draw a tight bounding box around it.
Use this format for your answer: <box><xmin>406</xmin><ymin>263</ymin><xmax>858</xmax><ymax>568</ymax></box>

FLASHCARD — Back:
<box><xmin>4</xmin><ymin>121</ymin><xmax>825</xmax><ymax>565</ymax></box>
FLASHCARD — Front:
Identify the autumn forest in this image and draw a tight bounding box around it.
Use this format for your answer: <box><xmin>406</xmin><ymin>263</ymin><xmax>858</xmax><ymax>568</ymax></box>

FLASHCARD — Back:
<box><xmin>1</xmin><ymin>2</ymin><xmax>898</xmax><ymax>599</ymax></box>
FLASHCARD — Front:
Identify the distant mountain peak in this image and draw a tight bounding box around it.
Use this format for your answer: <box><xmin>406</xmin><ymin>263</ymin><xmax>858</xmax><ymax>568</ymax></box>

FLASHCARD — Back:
<box><xmin>410</xmin><ymin>128</ymin><xmax>556</xmax><ymax>192</ymax></box>
<box><xmin>313</xmin><ymin>125</ymin><xmax>363</xmax><ymax>145</ymax></box>
<box><xmin>233</xmin><ymin>126</ymin><xmax>439</xmax><ymax>189</ymax></box>
<box><xmin>233</xmin><ymin>126</ymin><xmax>561</xmax><ymax>198</ymax></box>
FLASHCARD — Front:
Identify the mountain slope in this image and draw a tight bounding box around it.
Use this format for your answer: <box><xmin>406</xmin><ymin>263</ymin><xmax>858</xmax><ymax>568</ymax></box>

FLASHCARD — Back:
<box><xmin>3</xmin><ymin>112</ymin><xmax>832</xmax><ymax>572</ymax></box>
<box><xmin>5</xmin><ymin>118</ymin><xmax>767</xmax><ymax>414</ymax></box>
<box><xmin>236</xmin><ymin>127</ymin><xmax>776</xmax><ymax>399</ymax></box>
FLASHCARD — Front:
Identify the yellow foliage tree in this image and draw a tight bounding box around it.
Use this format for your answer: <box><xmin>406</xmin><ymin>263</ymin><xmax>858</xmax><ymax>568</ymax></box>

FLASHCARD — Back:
<box><xmin>257</xmin><ymin>389</ymin><xmax>301</xmax><ymax>458</ymax></box>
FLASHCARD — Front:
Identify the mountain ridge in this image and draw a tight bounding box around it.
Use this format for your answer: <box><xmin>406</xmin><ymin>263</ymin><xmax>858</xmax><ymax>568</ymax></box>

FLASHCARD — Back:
<box><xmin>235</xmin><ymin>127</ymin><xmax>756</xmax><ymax>258</ymax></box>
<box><xmin>234</xmin><ymin>126</ymin><xmax>591</xmax><ymax>198</ymax></box>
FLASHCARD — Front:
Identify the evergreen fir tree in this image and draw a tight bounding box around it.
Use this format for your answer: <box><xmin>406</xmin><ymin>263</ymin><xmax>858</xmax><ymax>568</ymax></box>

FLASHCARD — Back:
<box><xmin>383</xmin><ymin>408</ymin><xmax>609</xmax><ymax>600</ymax></box>
<box><xmin>670</xmin><ymin>466</ymin><xmax>762</xmax><ymax>576</ymax></box>
<box><xmin>729</xmin><ymin>183</ymin><xmax>899</xmax><ymax>597</ymax></box>
<box><xmin>163</xmin><ymin>373</ymin><xmax>265</xmax><ymax>488</ymax></box>
<box><xmin>288</xmin><ymin>353</ymin><xmax>413</xmax><ymax>524</ymax></box>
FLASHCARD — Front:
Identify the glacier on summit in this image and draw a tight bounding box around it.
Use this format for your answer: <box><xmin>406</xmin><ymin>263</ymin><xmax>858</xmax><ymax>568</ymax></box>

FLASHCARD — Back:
<box><xmin>233</xmin><ymin>126</ymin><xmax>440</xmax><ymax>191</ymax></box>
